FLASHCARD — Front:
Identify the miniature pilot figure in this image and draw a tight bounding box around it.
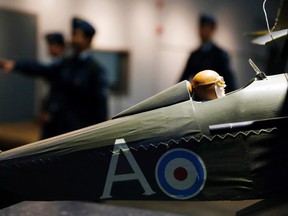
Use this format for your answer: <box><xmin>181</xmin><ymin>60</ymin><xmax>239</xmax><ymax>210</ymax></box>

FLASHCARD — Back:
<box><xmin>191</xmin><ymin>70</ymin><xmax>226</xmax><ymax>101</ymax></box>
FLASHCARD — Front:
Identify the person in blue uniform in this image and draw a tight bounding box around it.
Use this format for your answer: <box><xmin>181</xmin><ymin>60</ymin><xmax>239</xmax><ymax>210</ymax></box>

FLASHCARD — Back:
<box><xmin>45</xmin><ymin>32</ymin><xmax>66</xmax><ymax>58</ymax></box>
<box><xmin>40</xmin><ymin>32</ymin><xmax>66</xmax><ymax>139</ymax></box>
<box><xmin>179</xmin><ymin>14</ymin><xmax>236</xmax><ymax>93</ymax></box>
<box><xmin>0</xmin><ymin>17</ymin><xmax>108</xmax><ymax>139</ymax></box>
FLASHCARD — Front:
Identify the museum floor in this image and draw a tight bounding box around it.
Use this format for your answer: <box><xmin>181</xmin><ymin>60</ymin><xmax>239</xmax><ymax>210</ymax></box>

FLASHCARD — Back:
<box><xmin>0</xmin><ymin>200</ymin><xmax>258</xmax><ymax>216</ymax></box>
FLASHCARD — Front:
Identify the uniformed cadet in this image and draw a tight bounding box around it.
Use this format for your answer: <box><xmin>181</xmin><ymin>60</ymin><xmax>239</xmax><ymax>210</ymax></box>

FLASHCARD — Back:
<box><xmin>45</xmin><ymin>32</ymin><xmax>65</xmax><ymax>58</ymax></box>
<box><xmin>0</xmin><ymin>17</ymin><xmax>108</xmax><ymax>139</ymax></box>
<box><xmin>179</xmin><ymin>14</ymin><xmax>236</xmax><ymax>93</ymax></box>
<box><xmin>40</xmin><ymin>32</ymin><xmax>66</xmax><ymax>138</ymax></box>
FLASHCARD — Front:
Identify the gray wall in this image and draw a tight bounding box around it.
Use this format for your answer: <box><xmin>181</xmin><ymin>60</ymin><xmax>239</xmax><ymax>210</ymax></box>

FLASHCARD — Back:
<box><xmin>0</xmin><ymin>9</ymin><xmax>36</xmax><ymax>123</ymax></box>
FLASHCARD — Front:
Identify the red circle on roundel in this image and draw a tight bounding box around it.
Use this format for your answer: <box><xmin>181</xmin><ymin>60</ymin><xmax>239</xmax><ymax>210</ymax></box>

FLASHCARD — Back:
<box><xmin>174</xmin><ymin>167</ymin><xmax>188</xmax><ymax>181</ymax></box>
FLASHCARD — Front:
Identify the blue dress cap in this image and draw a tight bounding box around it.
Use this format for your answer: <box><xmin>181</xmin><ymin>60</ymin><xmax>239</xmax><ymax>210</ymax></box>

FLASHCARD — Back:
<box><xmin>72</xmin><ymin>17</ymin><xmax>96</xmax><ymax>37</ymax></box>
<box><xmin>45</xmin><ymin>33</ymin><xmax>65</xmax><ymax>46</ymax></box>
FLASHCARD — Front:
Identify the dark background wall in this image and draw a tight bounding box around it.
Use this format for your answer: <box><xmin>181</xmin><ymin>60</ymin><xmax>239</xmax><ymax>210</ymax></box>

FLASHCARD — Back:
<box><xmin>0</xmin><ymin>9</ymin><xmax>37</xmax><ymax>123</ymax></box>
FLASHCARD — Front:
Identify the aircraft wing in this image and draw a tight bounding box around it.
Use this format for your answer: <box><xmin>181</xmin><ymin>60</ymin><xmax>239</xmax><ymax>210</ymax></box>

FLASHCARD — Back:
<box><xmin>250</xmin><ymin>0</ymin><xmax>288</xmax><ymax>45</ymax></box>
<box><xmin>251</xmin><ymin>29</ymin><xmax>288</xmax><ymax>45</ymax></box>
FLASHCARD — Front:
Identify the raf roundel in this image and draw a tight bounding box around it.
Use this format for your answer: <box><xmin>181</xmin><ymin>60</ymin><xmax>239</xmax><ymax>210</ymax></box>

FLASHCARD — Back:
<box><xmin>155</xmin><ymin>148</ymin><xmax>206</xmax><ymax>200</ymax></box>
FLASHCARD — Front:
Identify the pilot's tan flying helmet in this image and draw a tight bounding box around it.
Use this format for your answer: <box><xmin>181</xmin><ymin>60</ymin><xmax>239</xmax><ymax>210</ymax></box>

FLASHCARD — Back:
<box><xmin>191</xmin><ymin>70</ymin><xmax>226</xmax><ymax>100</ymax></box>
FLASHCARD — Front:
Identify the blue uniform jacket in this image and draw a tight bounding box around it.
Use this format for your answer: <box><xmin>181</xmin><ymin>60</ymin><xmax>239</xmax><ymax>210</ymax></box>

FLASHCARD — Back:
<box><xmin>15</xmin><ymin>52</ymin><xmax>108</xmax><ymax>137</ymax></box>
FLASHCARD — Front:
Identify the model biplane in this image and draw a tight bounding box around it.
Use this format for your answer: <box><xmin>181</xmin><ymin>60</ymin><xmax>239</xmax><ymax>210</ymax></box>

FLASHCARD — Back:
<box><xmin>0</xmin><ymin>70</ymin><xmax>287</xmax><ymax>211</ymax></box>
<box><xmin>0</xmin><ymin>1</ymin><xmax>287</xmax><ymax>215</ymax></box>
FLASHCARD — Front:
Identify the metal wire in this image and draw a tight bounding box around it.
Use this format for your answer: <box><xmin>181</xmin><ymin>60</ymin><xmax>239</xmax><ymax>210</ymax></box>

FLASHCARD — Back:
<box><xmin>263</xmin><ymin>0</ymin><xmax>275</xmax><ymax>41</ymax></box>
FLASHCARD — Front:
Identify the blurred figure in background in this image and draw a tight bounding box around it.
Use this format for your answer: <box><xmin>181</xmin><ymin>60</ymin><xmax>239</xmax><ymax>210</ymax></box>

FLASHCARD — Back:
<box><xmin>179</xmin><ymin>14</ymin><xmax>236</xmax><ymax>93</ymax></box>
<box><xmin>0</xmin><ymin>17</ymin><xmax>108</xmax><ymax>139</ymax></box>
<box><xmin>40</xmin><ymin>32</ymin><xmax>66</xmax><ymax>139</ymax></box>
<box><xmin>45</xmin><ymin>32</ymin><xmax>65</xmax><ymax>59</ymax></box>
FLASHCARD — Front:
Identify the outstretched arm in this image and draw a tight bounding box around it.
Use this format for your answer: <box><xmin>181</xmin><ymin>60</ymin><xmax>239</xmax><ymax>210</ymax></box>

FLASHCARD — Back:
<box><xmin>0</xmin><ymin>59</ymin><xmax>16</xmax><ymax>73</ymax></box>
<box><xmin>0</xmin><ymin>58</ymin><xmax>59</xmax><ymax>80</ymax></box>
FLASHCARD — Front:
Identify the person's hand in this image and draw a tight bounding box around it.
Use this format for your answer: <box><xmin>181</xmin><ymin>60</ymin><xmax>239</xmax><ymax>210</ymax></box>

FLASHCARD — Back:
<box><xmin>0</xmin><ymin>59</ymin><xmax>15</xmax><ymax>73</ymax></box>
